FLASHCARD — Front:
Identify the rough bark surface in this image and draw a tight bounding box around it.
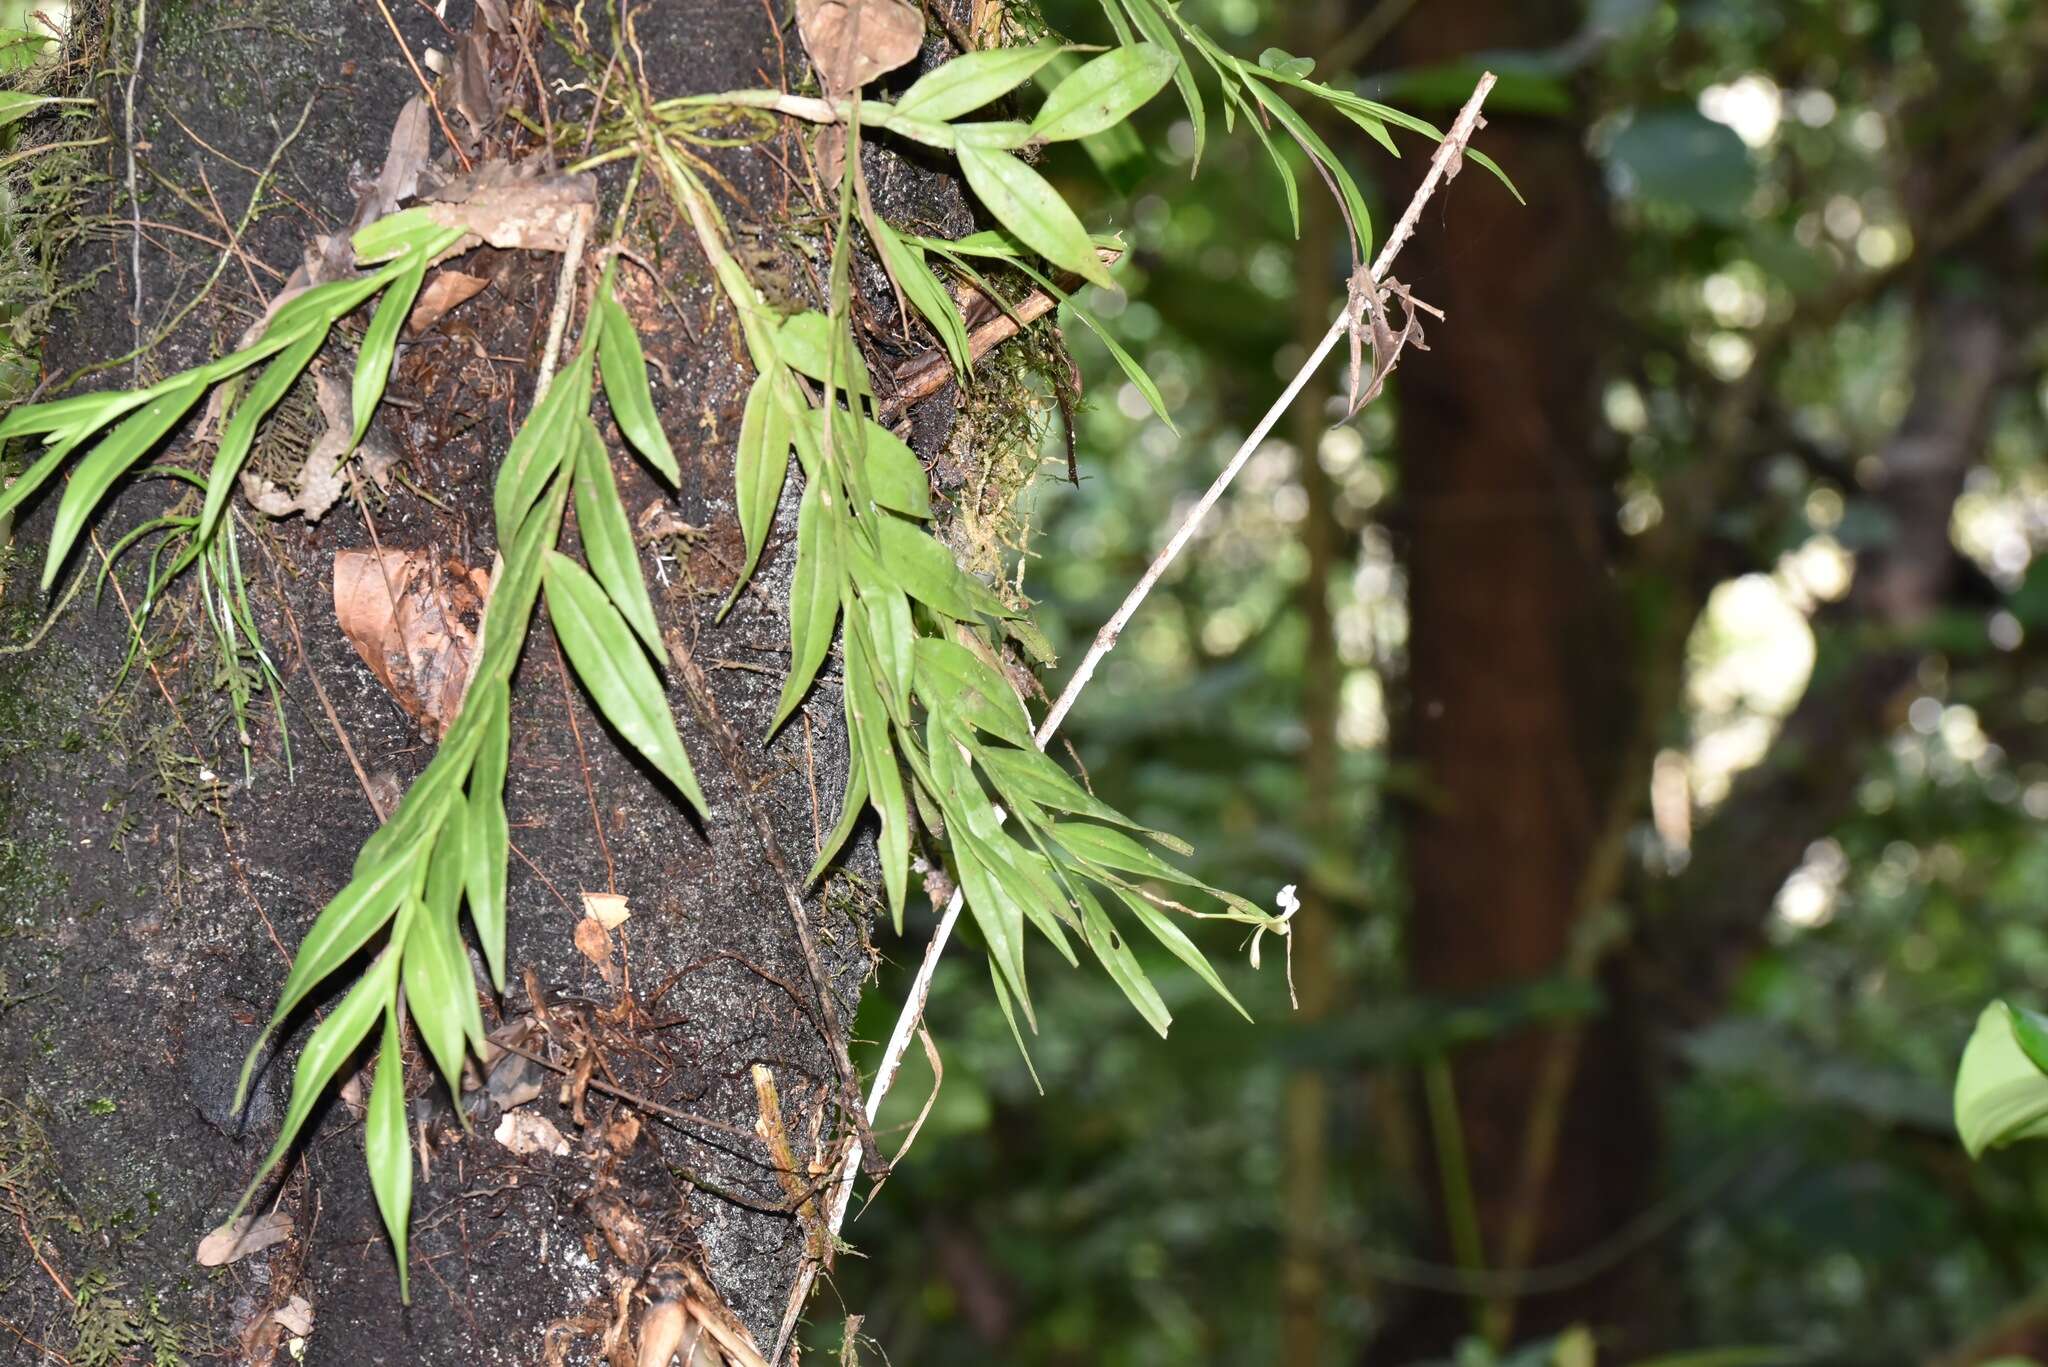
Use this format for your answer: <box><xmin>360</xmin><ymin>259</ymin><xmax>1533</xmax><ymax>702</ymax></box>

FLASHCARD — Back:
<box><xmin>0</xmin><ymin>3</ymin><xmax>977</xmax><ymax>1363</ymax></box>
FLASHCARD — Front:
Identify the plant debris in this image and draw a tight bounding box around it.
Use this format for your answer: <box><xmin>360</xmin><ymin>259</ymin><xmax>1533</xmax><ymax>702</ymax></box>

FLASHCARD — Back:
<box><xmin>796</xmin><ymin>0</ymin><xmax>924</xmax><ymax>95</ymax></box>
<box><xmin>195</xmin><ymin>1210</ymin><xmax>294</xmax><ymax>1267</ymax></box>
<box><xmin>493</xmin><ymin>1109</ymin><xmax>570</xmax><ymax>1157</ymax></box>
<box><xmin>332</xmin><ymin>548</ymin><xmax>493</xmax><ymax>738</ymax></box>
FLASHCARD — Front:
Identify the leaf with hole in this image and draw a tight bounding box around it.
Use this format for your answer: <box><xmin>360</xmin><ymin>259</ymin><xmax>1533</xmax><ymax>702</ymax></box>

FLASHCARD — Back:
<box><xmin>1030</xmin><ymin>42</ymin><xmax>1177</xmax><ymax>143</ymax></box>
<box><xmin>1074</xmin><ymin>882</ymin><xmax>1170</xmax><ymax>1037</ymax></box>
<box><xmin>894</xmin><ymin>41</ymin><xmax>1064</xmax><ymax>121</ymax></box>
<box><xmin>1110</xmin><ymin>884</ymin><xmax>1249</xmax><ymax>1021</ymax></box>
<box><xmin>722</xmin><ymin>372</ymin><xmax>790</xmax><ymax>619</ymax></box>
<box><xmin>572</xmin><ymin>419</ymin><xmax>663</xmax><ymax>659</ymax></box>
<box><xmin>770</xmin><ymin>479</ymin><xmax>844</xmax><ymax>736</ymax></box>
<box><xmin>957</xmin><ymin>146</ymin><xmax>1113</xmax><ymax>290</ymax></box>
<box><xmin>596</xmin><ymin>283</ymin><xmax>680</xmax><ymax>483</ymax></box>
<box><xmin>364</xmin><ymin>1010</ymin><xmax>413</xmax><ymax>1302</ymax></box>
<box><xmin>543</xmin><ymin>551</ymin><xmax>705</xmax><ymax>817</ymax></box>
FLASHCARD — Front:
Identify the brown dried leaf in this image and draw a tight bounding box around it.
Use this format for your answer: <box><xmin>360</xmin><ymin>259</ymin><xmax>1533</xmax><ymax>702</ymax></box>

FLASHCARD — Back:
<box><xmin>241</xmin><ymin>372</ymin><xmax>394</xmax><ymax>523</ymax></box>
<box><xmin>273</xmin><ymin>1295</ymin><xmax>315</xmax><ymax>1338</ymax></box>
<box><xmin>196</xmin><ymin>1211</ymin><xmax>294</xmax><ymax>1267</ymax></box>
<box><xmin>362</xmin><ymin>96</ymin><xmax>431</xmax><ymax>227</ymax></box>
<box><xmin>333</xmin><ymin>549</ymin><xmax>492</xmax><ymax>738</ymax></box>
<box><xmin>423</xmin><ymin>163</ymin><xmax>597</xmax><ymax>254</ymax></box>
<box><xmin>407</xmin><ymin>269</ymin><xmax>491</xmax><ymax>334</ymax></box>
<box><xmin>796</xmin><ymin>0</ymin><xmax>923</xmax><ymax>95</ymax></box>
<box><xmin>574</xmin><ymin>915</ymin><xmax>616</xmax><ymax>982</ymax></box>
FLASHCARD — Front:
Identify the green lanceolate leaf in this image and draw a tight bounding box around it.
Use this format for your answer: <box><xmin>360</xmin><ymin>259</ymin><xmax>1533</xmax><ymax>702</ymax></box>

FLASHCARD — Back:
<box><xmin>364</xmin><ymin>1010</ymin><xmax>414</xmax><ymax>1303</ymax></box>
<box><xmin>1257</xmin><ymin>47</ymin><xmax>1315</xmax><ymax>79</ymax></box>
<box><xmin>352</xmin><ymin>247</ymin><xmax>431</xmax><ymax>446</ymax></box>
<box><xmin>852</xmin><ymin>575</ymin><xmax>916</xmax><ymax>720</ymax></box>
<box><xmin>1246</xmin><ymin>79</ymin><xmax>1373</xmax><ymax>262</ymax></box>
<box><xmin>987</xmin><ymin>954</ymin><xmax>1043</xmax><ymax>1089</ymax></box>
<box><xmin>974</xmin><ymin>740</ymin><xmax>1189</xmax><ymax>849</ymax></box>
<box><xmin>871</xmin><ymin>220</ymin><xmax>971</xmax><ymax>379</ymax></box>
<box><xmin>494</xmin><ymin>348</ymin><xmax>592</xmax><ymax>538</ymax></box>
<box><xmin>723</xmin><ymin>372</ymin><xmax>791</xmax><ymax>619</ymax></box>
<box><xmin>463</xmin><ymin>680</ymin><xmax>511</xmax><ymax>992</ymax></box>
<box><xmin>928</xmin><ymin>737</ymin><xmax>1031</xmax><ymax>1021</ymax></box>
<box><xmin>807</xmin><ymin>738</ymin><xmax>868</xmax><ymax>884</ymax></box>
<box><xmin>0</xmin><ymin>89</ymin><xmax>89</xmax><ymax>127</ymax></box>
<box><xmin>195</xmin><ymin>325</ymin><xmax>329</xmax><ymax>551</ymax></box>
<box><xmin>1074</xmin><ymin>882</ymin><xmax>1170</xmax><ymax>1037</ymax></box>
<box><xmin>572</xmin><ymin>419</ymin><xmax>663</xmax><ymax>660</ymax></box>
<box><xmin>1051</xmin><ymin>819</ymin><xmax>1247</xmax><ymax>907</ymax></box>
<box><xmin>912</xmin><ymin>636</ymin><xmax>1034</xmax><ymax>748</ymax></box>
<box><xmin>1004</xmin><ymin>255</ymin><xmax>1176</xmax><ymax>434</ymax></box>
<box><xmin>596</xmin><ymin>284</ymin><xmax>680</xmax><ymax>484</ymax></box>
<box><xmin>1117</xmin><ymin>0</ymin><xmax>1204</xmax><ymax>170</ymax></box>
<box><xmin>844</xmin><ymin>630</ymin><xmax>909</xmax><ymax>928</ymax></box>
<box><xmin>860</xmin><ymin>418</ymin><xmax>931</xmax><ymax>519</ymax></box>
<box><xmin>236</xmin><ymin>947</ymin><xmax>400</xmax><ymax>1215</ymax></box>
<box><xmin>475</xmin><ymin>475</ymin><xmax>571</xmax><ymax>692</ymax></box>
<box><xmin>956</xmin><ymin>146</ymin><xmax>1114</xmax><ymax>290</ymax></box>
<box><xmin>775</xmin><ymin>312</ymin><xmax>873</xmax><ymax>396</ymax></box>
<box><xmin>234</xmin><ymin>838</ymin><xmax>423</xmax><ymax>1110</ymax></box>
<box><xmin>403</xmin><ymin>898</ymin><xmax>478</xmax><ymax>1097</ymax></box>
<box><xmin>543</xmin><ymin>550</ymin><xmax>707</xmax><ymax>816</ymax></box>
<box><xmin>38</xmin><ymin>376</ymin><xmax>206</xmax><ymax>589</ymax></box>
<box><xmin>770</xmin><ymin>479</ymin><xmax>844</xmax><ymax>736</ymax></box>
<box><xmin>1030</xmin><ymin>42</ymin><xmax>1178</xmax><ymax>143</ymax></box>
<box><xmin>894</xmin><ymin>41</ymin><xmax>1064</xmax><ymax>121</ymax></box>
<box><xmin>0</xmin><ymin>387</ymin><xmax>144</xmax><ymax>444</ymax></box>
<box><xmin>352</xmin><ymin>207</ymin><xmax>464</xmax><ymax>264</ymax></box>
<box><xmin>1111</xmin><ymin>884</ymin><xmax>1249</xmax><ymax>1021</ymax></box>
<box><xmin>951</xmin><ymin>121</ymin><xmax>1035</xmax><ymax>150</ymax></box>
<box><xmin>874</xmin><ymin>513</ymin><xmax>1010</xmax><ymax>622</ymax></box>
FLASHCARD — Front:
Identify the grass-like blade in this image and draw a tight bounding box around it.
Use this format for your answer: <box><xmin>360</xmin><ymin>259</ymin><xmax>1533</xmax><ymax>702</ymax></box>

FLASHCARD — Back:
<box><xmin>721</xmin><ymin>372</ymin><xmax>789</xmax><ymax>620</ymax></box>
<box><xmin>595</xmin><ymin>284</ymin><xmax>680</xmax><ymax>484</ymax></box>
<box><xmin>1002</xmin><ymin>256</ymin><xmax>1176</xmax><ymax>434</ymax></box>
<box><xmin>195</xmin><ymin>325</ymin><xmax>328</xmax><ymax>551</ymax></box>
<box><xmin>352</xmin><ymin>247</ymin><xmax>431</xmax><ymax>445</ymax></box>
<box><xmin>859</xmin><ymin>585</ymin><xmax>916</xmax><ymax>715</ymax></box>
<box><xmin>870</xmin><ymin>220</ymin><xmax>971</xmax><ymax>379</ymax></box>
<box><xmin>1111</xmin><ymin>884</ymin><xmax>1250</xmax><ymax>1021</ymax></box>
<box><xmin>844</xmin><ymin>630</ymin><xmax>909</xmax><ymax>928</ymax></box>
<box><xmin>957</xmin><ymin>146</ymin><xmax>1114</xmax><ymax>291</ymax></box>
<box><xmin>233</xmin><ymin>947</ymin><xmax>400</xmax><ymax>1216</ymax></box>
<box><xmin>494</xmin><ymin>348</ymin><xmax>591</xmax><ymax>538</ymax></box>
<box><xmin>39</xmin><ymin>376</ymin><xmax>206</xmax><ymax>590</ymax></box>
<box><xmin>806</xmin><ymin>738</ymin><xmax>868</xmax><ymax>885</ymax></box>
<box><xmin>894</xmin><ymin>41</ymin><xmax>1063</xmax><ymax>122</ymax></box>
<box><xmin>572</xmin><ymin>418</ymin><xmax>663</xmax><ymax>660</ymax></box>
<box><xmin>769</xmin><ymin>479</ymin><xmax>843</xmax><ymax>737</ymax></box>
<box><xmin>1030</xmin><ymin>43</ymin><xmax>1178</xmax><ymax>143</ymax></box>
<box><xmin>1117</xmin><ymin>0</ymin><xmax>1205</xmax><ymax>171</ymax></box>
<box><xmin>462</xmin><ymin>680</ymin><xmax>511</xmax><ymax>992</ymax></box>
<box><xmin>1246</xmin><ymin>79</ymin><xmax>1372</xmax><ymax>263</ymax></box>
<box><xmin>543</xmin><ymin>550</ymin><xmax>706</xmax><ymax>817</ymax></box>
<box><xmin>364</xmin><ymin>1009</ymin><xmax>413</xmax><ymax>1303</ymax></box>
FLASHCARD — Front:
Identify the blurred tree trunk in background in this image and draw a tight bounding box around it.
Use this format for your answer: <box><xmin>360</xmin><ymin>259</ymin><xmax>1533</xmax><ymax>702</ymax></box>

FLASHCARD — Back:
<box><xmin>1376</xmin><ymin>0</ymin><xmax>1662</xmax><ymax>1355</ymax></box>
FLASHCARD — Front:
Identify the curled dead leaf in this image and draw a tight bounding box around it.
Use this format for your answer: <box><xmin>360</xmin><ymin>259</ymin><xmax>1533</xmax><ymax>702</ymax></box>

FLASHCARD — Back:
<box><xmin>422</xmin><ymin>163</ymin><xmax>597</xmax><ymax>254</ymax></box>
<box><xmin>333</xmin><ymin>549</ymin><xmax>492</xmax><ymax>738</ymax></box>
<box><xmin>273</xmin><ymin>1295</ymin><xmax>314</xmax><ymax>1337</ymax></box>
<box><xmin>196</xmin><ymin>1211</ymin><xmax>294</xmax><ymax>1267</ymax></box>
<box><xmin>573</xmin><ymin>915</ymin><xmax>614</xmax><ymax>978</ymax></box>
<box><xmin>796</xmin><ymin>0</ymin><xmax>923</xmax><ymax>95</ymax></box>
<box><xmin>407</xmin><ymin>269</ymin><xmax>491</xmax><ymax>334</ymax></box>
<box><xmin>242</xmin><ymin>371</ymin><xmax>394</xmax><ymax>523</ymax></box>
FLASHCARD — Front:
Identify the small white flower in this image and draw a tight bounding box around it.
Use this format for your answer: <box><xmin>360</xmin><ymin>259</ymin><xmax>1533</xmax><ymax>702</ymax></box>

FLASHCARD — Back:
<box><xmin>1251</xmin><ymin>884</ymin><xmax>1302</xmax><ymax>1010</ymax></box>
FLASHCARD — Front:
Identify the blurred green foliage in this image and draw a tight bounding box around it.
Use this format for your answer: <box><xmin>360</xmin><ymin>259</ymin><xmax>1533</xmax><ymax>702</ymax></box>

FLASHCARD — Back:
<box><xmin>811</xmin><ymin>0</ymin><xmax>2048</xmax><ymax>1363</ymax></box>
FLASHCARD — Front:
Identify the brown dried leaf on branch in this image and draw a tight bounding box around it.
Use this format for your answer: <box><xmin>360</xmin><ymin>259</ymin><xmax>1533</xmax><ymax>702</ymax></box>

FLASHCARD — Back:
<box><xmin>796</xmin><ymin>0</ymin><xmax>923</xmax><ymax>95</ymax></box>
<box><xmin>333</xmin><ymin>549</ymin><xmax>492</xmax><ymax>738</ymax></box>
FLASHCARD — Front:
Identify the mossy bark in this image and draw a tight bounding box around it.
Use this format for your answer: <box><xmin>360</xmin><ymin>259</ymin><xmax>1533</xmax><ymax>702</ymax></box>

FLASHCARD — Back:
<box><xmin>0</xmin><ymin>3</ymin><xmax>980</xmax><ymax>1362</ymax></box>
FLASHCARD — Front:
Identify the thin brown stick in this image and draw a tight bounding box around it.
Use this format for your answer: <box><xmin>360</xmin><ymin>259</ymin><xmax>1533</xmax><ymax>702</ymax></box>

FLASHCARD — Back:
<box><xmin>370</xmin><ymin>0</ymin><xmax>474</xmax><ymax>172</ymax></box>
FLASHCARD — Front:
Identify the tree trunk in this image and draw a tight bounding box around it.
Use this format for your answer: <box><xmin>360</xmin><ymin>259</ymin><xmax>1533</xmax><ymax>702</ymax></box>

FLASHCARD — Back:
<box><xmin>1376</xmin><ymin>0</ymin><xmax>1661</xmax><ymax>1355</ymax></box>
<box><xmin>0</xmin><ymin>4</ymin><xmax>976</xmax><ymax>1363</ymax></box>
